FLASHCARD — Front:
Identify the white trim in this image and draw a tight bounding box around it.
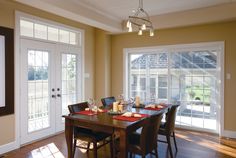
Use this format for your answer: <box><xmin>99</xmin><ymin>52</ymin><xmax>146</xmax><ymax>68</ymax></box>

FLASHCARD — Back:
<box><xmin>0</xmin><ymin>141</ymin><xmax>18</xmax><ymax>155</ymax></box>
<box><xmin>222</xmin><ymin>130</ymin><xmax>236</xmax><ymax>138</ymax></box>
<box><xmin>219</xmin><ymin>42</ymin><xmax>225</xmax><ymax>137</ymax></box>
<box><xmin>123</xmin><ymin>41</ymin><xmax>225</xmax><ymax>134</ymax></box>
<box><xmin>14</xmin><ymin>11</ymin><xmax>85</xmax><ymax>147</ymax></box>
<box><xmin>0</xmin><ymin>35</ymin><xmax>5</xmax><ymax>107</ymax></box>
<box><xmin>123</xmin><ymin>50</ymin><xmax>128</xmax><ymax>99</ymax></box>
<box><xmin>14</xmin><ymin>10</ymin><xmax>21</xmax><ymax>151</ymax></box>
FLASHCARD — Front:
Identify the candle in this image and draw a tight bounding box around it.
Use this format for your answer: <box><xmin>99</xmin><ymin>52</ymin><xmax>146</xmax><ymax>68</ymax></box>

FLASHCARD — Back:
<box><xmin>113</xmin><ymin>102</ymin><xmax>118</xmax><ymax>112</ymax></box>
<box><xmin>118</xmin><ymin>104</ymin><xmax>123</xmax><ymax>112</ymax></box>
<box><xmin>135</xmin><ymin>96</ymin><xmax>140</xmax><ymax>106</ymax></box>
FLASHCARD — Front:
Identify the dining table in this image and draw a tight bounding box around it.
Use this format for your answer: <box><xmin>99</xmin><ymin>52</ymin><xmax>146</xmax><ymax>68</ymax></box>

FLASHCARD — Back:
<box><xmin>63</xmin><ymin>104</ymin><xmax>171</xmax><ymax>158</ymax></box>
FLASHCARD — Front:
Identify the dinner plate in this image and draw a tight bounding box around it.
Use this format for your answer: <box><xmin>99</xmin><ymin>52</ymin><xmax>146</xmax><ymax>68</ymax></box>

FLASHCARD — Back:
<box><xmin>108</xmin><ymin>110</ymin><xmax>126</xmax><ymax>115</ymax></box>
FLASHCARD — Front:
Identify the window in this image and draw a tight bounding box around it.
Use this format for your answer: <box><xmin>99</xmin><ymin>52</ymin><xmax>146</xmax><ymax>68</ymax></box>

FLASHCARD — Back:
<box><xmin>125</xmin><ymin>42</ymin><xmax>223</xmax><ymax>132</ymax></box>
<box><xmin>20</xmin><ymin>19</ymin><xmax>80</xmax><ymax>46</ymax></box>
<box><xmin>0</xmin><ymin>35</ymin><xmax>5</xmax><ymax>107</ymax></box>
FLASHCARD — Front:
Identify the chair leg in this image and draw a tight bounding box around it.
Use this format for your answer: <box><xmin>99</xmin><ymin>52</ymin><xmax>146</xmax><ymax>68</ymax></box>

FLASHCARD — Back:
<box><xmin>87</xmin><ymin>142</ymin><xmax>90</xmax><ymax>152</ymax></box>
<box><xmin>93</xmin><ymin>141</ymin><xmax>97</xmax><ymax>158</ymax></box>
<box><xmin>129</xmin><ymin>152</ymin><xmax>132</xmax><ymax>158</ymax></box>
<box><xmin>154</xmin><ymin>148</ymin><xmax>158</xmax><ymax>158</ymax></box>
<box><xmin>166</xmin><ymin>135</ymin><xmax>173</xmax><ymax>158</ymax></box>
<box><xmin>173</xmin><ymin>132</ymin><xmax>178</xmax><ymax>152</ymax></box>
<box><xmin>110</xmin><ymin>136</ymin><xmax>114</xmax><ymax>158</ymax></box>
<box><xmin>73</xmin><ymin>139</ymin><xmax>76</xmax><ymax>158</ymax></box>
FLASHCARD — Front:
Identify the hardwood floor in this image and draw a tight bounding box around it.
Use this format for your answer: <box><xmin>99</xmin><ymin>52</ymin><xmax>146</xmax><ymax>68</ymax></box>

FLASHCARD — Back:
<box><xmin>2</xmin><ymin>129</ymin><xmax>236</xmax><ymax>158</ymax></box>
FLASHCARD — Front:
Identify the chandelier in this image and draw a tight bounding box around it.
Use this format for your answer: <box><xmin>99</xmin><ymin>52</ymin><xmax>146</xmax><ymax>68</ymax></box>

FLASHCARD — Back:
<box><xmin>126</xmin><ymin>0</ymin><xmax>154</xmax><ymax>36</ymax></box>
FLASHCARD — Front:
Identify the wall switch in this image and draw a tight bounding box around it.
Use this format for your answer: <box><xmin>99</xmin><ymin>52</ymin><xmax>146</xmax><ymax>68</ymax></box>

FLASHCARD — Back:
<box><xmin>226</xmin><ymin>73</ymin><xmax>231</xmax><ymax>80</ymax></box>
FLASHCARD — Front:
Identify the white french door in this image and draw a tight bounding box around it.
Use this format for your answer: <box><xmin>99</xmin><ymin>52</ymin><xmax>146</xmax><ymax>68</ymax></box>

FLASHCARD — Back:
<box><xmin>20</xmin><ymin>39</ymin><xmax>82</xmax><ymax>144</ymax></box>
<box><xmin>55</xmin><ymin>45</ymin><xmax>82</xmax><ymax>131</ymax></box>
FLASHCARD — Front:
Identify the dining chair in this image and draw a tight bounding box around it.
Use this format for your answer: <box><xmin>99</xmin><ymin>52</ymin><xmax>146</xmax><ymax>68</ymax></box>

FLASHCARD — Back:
<box><xmin>128</xmin><ymin>112</ymin><xmax>163</xmax><ymax>158</ymax></box>
<box><xmin>68</xmin><ymin>102</ymin><xmax>114</xmax><ymax>158</ymax></box>
<box><xmin>158</xmin><ymin>105</ymin><xmax>180</xmax><ymax>158</ymax></box>
<box><xmin>101</xmin><ymin>96</ymin><xmax>116</xmax><ymax>108</ymax></box>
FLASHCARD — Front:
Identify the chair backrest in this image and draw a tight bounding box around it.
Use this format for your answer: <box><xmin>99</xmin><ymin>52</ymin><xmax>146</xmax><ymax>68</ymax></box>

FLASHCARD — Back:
<box><xmin>101</xmin><ymin>96</ymin><xmax>116</xmax><ymax>108</ymax></box>
<box><xmin>140</xmin><ymin>112</ymin><xmax>163</xmax><ymax>154</ymax></box>
<box><xmin>165</xmin><ymin>105</ymin><xmax>179</xmax><ymax>134</ymax></box>
<box><xmin>68</xmin><ymin>102</ymin><xmax>88</xmax><ymax>113</ymax></box>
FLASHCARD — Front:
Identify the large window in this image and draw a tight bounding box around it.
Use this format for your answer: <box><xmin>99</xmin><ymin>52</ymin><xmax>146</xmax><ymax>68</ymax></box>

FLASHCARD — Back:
<box><xmin>125</xmin><ymin>42</ymin><xmax>223</xmax><ymax>132</ymax></box>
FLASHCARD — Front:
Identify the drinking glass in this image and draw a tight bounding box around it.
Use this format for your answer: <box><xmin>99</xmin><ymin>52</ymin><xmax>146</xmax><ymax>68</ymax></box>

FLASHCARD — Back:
<box><xmin>87</xmin><ymin>98</ymin><xmax>95</xmax><ymax>111</ymax></box>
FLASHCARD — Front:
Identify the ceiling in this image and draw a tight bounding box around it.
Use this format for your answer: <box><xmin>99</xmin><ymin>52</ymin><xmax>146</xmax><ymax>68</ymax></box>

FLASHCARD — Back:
<box><xmin>15</xmin><ymin>0</ymin><xmax>236</xmax><ymax>33</ymax></box>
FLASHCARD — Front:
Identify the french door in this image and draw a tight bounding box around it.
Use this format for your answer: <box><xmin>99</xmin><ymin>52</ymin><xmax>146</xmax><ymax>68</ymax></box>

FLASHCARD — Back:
<box><xmin>20</xmin><ymin>39</ymin><xmax>82</xmax><ymax>144</ymax></box>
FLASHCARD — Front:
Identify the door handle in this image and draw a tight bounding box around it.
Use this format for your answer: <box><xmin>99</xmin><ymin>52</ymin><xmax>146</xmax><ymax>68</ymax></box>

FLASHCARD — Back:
<box><xmin>57</xmin><ymin>94</ymin><xmax>61</xmax><ymax>97</ymax></box>
<box><xmin>51</xmin><ymin>95</ymin><xmax>56</xmax><ymax>98</ymax></box>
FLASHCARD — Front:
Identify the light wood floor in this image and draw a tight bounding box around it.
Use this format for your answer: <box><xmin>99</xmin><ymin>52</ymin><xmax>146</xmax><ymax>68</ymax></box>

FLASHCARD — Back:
<box><xmin>2</xmin><ymin>129</ymin><xmax>236</xmax><ymax>158</ymax></box>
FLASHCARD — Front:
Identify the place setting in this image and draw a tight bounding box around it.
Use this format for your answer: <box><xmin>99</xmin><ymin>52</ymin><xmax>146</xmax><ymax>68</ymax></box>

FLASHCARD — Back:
<box><xmin>74</xmin><ymin>98</ymin><xmax>108</xmax><ymax>116</ymax></box>
<box><xmin>108</xmin><ymin>98</ymin><xmax>149</xmax><ymax>122</ymax></box>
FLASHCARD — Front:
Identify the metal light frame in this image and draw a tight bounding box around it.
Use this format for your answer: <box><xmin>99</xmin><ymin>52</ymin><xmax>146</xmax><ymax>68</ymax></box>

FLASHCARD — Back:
<box><xmin>126</xmin><ymin>0</ymin><xmax>154</xmax><ymax>36</ymax></box>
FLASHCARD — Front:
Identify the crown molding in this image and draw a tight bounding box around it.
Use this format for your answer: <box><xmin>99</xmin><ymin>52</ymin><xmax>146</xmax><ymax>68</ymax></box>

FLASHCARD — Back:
<box><xmin>15</xmin><ymin>0</ymin><xmax>122</xmax><ymax>33</ymax></box>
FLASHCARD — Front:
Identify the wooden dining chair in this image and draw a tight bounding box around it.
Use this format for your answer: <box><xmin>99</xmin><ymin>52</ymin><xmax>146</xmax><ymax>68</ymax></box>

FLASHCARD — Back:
<box><xmin>68</xmin><ymin>102</ymin><xmax>114</xmax><ymax>158</ymax></box>
<box><xmin>101</xmin><ymin>96</ymin><xmax>116</xmax><ymax>108</ymax></box>
<box><xmin>128</xmin><ymin>112</ymin><xmax>163</xmax><ymax>158</ymax></box>
<box><xmin>158</xmin><ymin>105</ymin><xmax>180</xmax><ymax>158</ymax></box>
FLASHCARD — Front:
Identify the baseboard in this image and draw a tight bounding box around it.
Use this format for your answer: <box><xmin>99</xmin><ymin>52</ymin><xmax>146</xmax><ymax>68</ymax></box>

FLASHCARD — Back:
<box><xmin>222</xmin><ymin>130</ymin><xmax>236</xmax><ymax>138</ymax></box>
<box><xmin>0</xmin><ymin>141</ymin><xmax>18</xmax><ymax>155</ymax></box>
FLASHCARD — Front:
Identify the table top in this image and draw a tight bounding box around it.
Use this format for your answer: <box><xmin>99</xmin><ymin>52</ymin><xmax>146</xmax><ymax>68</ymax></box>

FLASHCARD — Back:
<box><xmin>63</xmin><ymin>105</ymin><xmax>170</xmax><ymax>130</ymax></box>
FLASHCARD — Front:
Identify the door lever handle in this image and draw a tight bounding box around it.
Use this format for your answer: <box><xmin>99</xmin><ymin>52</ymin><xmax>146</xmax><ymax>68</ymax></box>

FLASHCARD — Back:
<box><xmin>57</xmin><ymin>94</ymin><xmax>61</xmax><ymax>97</ymax></box>
<box><xmin>51</xmin><ymin>95</ymin><xmax>56</xmax><ymax>98</ymax></box>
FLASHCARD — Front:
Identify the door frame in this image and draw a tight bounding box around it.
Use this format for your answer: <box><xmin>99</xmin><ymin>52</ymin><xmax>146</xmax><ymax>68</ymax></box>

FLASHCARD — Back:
<box><xmin>15</xmin><ymin>11</ymin><xmax>85</xmax><ymax>147</ymax></box>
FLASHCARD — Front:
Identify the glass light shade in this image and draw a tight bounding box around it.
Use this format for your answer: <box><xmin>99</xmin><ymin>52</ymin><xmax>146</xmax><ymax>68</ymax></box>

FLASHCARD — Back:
<box><xmin>138</xmin><ymin>29</ymin><xmax>142</xmax><ymax>35</ymax></box>
<box><xmin>150</xmin><ymin>29</ymin><xmax>154</xmax><ymax>36</ymax></box>
<box><xmin>126</xmin><ymin>20</ymin><xmax>131</xmax><ymax>28</ymax></box>
<box><xmin>141</xmin><ymin>23</ymin><xmax>146</xmax><ymax>30</ymax></box>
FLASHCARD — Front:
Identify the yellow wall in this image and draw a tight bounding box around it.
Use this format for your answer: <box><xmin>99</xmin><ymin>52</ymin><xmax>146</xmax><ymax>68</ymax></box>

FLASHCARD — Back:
<box><xmin>0</xmin><ymin>0</ymin><xmax>95</xmax><ymax>145</ymax></box>
<box><xmin>111</xmin><ymin>21</ymin><xmax>236</xmax><ymax>131</ymax></box>
<box><xmin>95</xmin><ymin>29</ymin><xmax>111</xmax><ymax>100</ymax></box>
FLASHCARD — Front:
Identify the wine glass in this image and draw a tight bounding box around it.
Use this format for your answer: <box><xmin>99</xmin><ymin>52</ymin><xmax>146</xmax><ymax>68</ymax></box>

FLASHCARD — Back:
<box><xmin>117</xmin><ymin>94</ymin><xmax>124</xmax><ymax>104</ymax></box>
<box><xmin>87</xmin><ymin>98</ymin><xmax>95</xmax><ymax>111</ymax></box>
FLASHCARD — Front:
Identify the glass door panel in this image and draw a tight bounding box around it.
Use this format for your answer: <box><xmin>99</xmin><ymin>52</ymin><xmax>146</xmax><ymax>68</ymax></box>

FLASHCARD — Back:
<box><xmin>61</xmin><ymin>53</ymin><xmax>78</xmax><ymax>117</ymax></box>
<box><xmin>27</xmin><ymin>50</ymin><xmax>49</xmax><ymax>132</ymax></box>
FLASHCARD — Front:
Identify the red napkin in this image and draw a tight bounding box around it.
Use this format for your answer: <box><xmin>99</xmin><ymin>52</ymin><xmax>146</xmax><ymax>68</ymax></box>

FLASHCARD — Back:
<box><xmin>113</xmin><ymin>113</ymin><xmax>149</xmax><ymax>122</ymax></box>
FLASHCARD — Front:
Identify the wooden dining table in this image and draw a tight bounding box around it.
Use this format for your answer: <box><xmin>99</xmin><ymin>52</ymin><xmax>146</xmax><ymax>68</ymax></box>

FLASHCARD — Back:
<box><xmin>63</xmin><ymin>105</ymin><xmax>171</xmax><ymax>158</ymax></box>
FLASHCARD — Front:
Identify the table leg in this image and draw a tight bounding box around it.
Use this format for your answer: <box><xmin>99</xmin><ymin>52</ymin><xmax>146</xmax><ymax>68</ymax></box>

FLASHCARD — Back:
<box><xmin>119</xmin><ymin>130</ymin><xmax>128</xmax><ymax>158</ymax></box>
<box><xmin>65</xmin><ymin>118</ymin><xmax>73</xmax><ymax>158</ymax></box>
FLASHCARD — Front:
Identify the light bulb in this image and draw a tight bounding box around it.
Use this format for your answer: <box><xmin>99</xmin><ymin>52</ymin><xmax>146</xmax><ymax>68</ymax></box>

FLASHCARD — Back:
<box><xmin>126</xmin><ymin>20</ymin><xmax>130</xmax><ymax>28</ymax></box>
<box><xmin>138</xmin><ymin>29</ymin><xmax>142</xmax><ymax>35</ymax></box>
<box><xmin>141</xmin><ymin>23</ymin><xmax>146</xmax><ymax>30</ymax></box>
<box><xmin>150</xmin><ymin>29</ymin><xmax>154</xmax><ymax>36</ymax></box>
<box><xmin>128</xmin><ymin>26</ymin><xmax>133</xmax><ymax>32</ymax></box>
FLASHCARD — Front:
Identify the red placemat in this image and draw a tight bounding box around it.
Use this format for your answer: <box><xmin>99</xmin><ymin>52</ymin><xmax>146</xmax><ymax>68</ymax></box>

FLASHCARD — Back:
<box><xmin>144</xmin><ymin>104</ymin><xmax>169</xmax><ymax>111</ymax></box>
<box><xmin>74</xmin><ymin>109</ymin><xmax>108</xmax><ymax>116</ymax></box>
<box><xmin>113</xmin><ymin>113</ymin><xmax>149</xmax><ymax>122</ymax></box>
<box><xmin>144</xmin><ymin>107</ymin><xmax>163</xmax><ymax>111</ymax></box>
<box><xmin>74</xmin><ymin>111</ymin><xmax>97</xmax><ymax>116</ymax></box>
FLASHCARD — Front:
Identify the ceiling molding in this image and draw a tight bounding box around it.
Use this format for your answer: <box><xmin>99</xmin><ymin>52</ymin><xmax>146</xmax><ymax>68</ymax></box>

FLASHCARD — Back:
<box><xmin>15</xmin><ymin>0</ymin><xmax>122</xmax><ymax>33</ymax></box>
<box><xmin>149</xmin><ymin>2</ymin><xmax>236</xmax><ymax>30</ymax></box>
<box><xmin>15</xmin><ymin>0</ymin><xmax>236</xmax><ymax>34</ymax></box>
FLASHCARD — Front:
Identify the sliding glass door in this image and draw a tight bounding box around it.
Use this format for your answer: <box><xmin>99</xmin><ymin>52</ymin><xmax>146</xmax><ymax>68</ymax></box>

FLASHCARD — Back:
<box><xmin>126</xmin><ymin>43</ymin><xmax>223</xmax><ymax>132</ymax></box>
